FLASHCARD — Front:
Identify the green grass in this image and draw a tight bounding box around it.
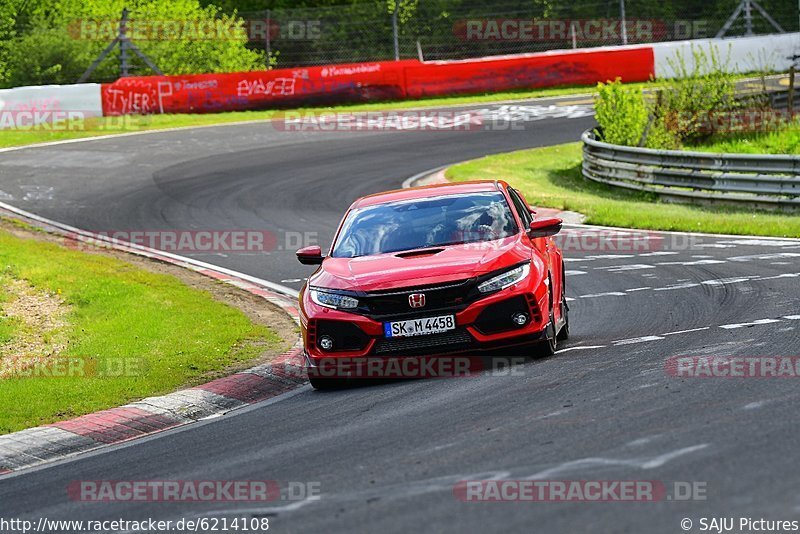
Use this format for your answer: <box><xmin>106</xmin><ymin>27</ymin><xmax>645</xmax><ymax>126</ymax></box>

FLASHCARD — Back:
<box><xmin>692</xmin><ymin>126</ymin><xmax>800</xmax><ymax>155</ymax></box>
<box><xmin>447</xmin><ymin>142</ymin><xmax>800</xmax><ymax>237</ymax></box>
<box><xmin>0</xmin><ymin>275</ymin><xmax>16</xmax><ymax>345</ymax></box>
<box><xmin>0</xmin><ymin>228</ymin><xmax>283</xmax><ymax>434</ymax></box>
<box><xmin>0</xmin><ymin>83</ymin><xmax>607</xmax><ymax>149</ymax></box>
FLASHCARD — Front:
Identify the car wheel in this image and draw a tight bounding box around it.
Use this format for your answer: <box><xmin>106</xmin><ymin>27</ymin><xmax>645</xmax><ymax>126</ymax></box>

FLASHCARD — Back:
<box><xmin>309</xmin><ymin>375</ymin><xmax>347</xmax><ymax>390</ymax></box>
<box><xmin>557</xmin><ymin>269</ymin><xmax>570</xmax><ymax>341</ymax></box>
<box><xmin>533</xmin><ymin>281</ymin><xmax>558</xmax><ymax>358</ymax></box>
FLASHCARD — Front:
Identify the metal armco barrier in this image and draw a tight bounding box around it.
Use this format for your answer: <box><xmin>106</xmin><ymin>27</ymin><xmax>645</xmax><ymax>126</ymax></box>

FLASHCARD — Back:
<box><xmin>581</xmin><ymin>129</ymin><xmax>800</xmax><ymax>208</ymax></box>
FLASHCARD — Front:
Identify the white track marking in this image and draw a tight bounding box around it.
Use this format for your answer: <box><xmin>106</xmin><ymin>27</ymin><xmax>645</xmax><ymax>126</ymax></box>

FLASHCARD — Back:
<box><xmin>638</xmin><ymin>251</ymin><xmax>679</xmax><ymax>257</ymax></box>
<box><xmin>718</xmin><ymin>239</ymin><xmax>800</xmax><ymax>247</ymax></box>
<box><xmin>701</xmin><ymin>276</ymin><xmax>757</xmax><ymax>286</ymax></box>
<box><xmin>624</xmin><ymin>287</ymin><xmax>651</xmax><ymax>292</ymax></box>
<box><xmin>654</xmin><ymin>282</ymin><xmax>699</xmax><ymax>291</ymax></box>
<box><xmin>784</xmin><ymin>315</ymin><xmax>800</xmax><ymax>320</ymax></box>
<box><xmin>555</xmin><ymin>345</ymin><xmax>607</xmax><ymax>353</ymax></box>
<box><xmin>661</xmin><ymin>327</ymin><xmax>710</xmax><ymax>336</ymax></box>
<box><xmin>729</xmin><ymin>252</ymin><xmax>800</xmax><ymax>262</ymax></box>
<box><xmin>579</xmin><ymin>291</ymin><xmax>627</xmax><ymax>298</ymax></box>
<box><xmin>612</xmin><ymin>335</ymin><xmax>665</xmax><ymax>345</ymax></box>
<box><xmin>596</xmin><ymin>264</ymin><xmax>655</xmax><ymax>272</ymax></box>
<box><xmin>565</xmin><ymin>270</ymin><xmax>587</xmax><ymax>275</ymax></box>
<box><xmin>584</xmin><ymin>254</ymin><xmax>635</xmax><ymax>260</ymax></box>
<box><xmin>656</xmin><ymin>259</ymin><xmax>726</xmax><ymax>266</ymax></box>
<box><xmin>760</xmin><ymin>272</ymin><xmax>800</xmax><ymax>281</ymax></box>
<box><xmin>719</xmin><ymin>318</ymin><xmax>782</xmax><ymax>330</ymax></box>
<box><xmin>522</xmin><ymin>444</ymin><xmax>709</xmax><ymax>479</ymax></box>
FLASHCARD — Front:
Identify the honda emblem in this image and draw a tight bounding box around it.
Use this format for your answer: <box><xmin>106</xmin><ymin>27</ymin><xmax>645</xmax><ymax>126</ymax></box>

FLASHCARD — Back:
<box><xmin>408</xmin><ymin>293</ymin><xmax>426</xmax><ymax>308</ymax></box>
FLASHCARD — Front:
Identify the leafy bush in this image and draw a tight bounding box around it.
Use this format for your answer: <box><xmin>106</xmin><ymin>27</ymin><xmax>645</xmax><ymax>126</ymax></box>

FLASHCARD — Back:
<box><xmin>594</xmin><ymin>78</ymin><xmax>649</xmax><ymax>146</ymax></box>
<box><xmin>595</xmin><ymin>44</ymin><xmax>745</xmax><ymax>150</ymax></box>
<box><xmin>657</xmin><ymin>43</ymin><xmax>739</xmax><ymax>143</ymax></box>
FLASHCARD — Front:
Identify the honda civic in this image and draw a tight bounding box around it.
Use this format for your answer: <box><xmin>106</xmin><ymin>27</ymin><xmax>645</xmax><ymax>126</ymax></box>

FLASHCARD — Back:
<box><xmin>296</xmin><ymin>180</ymin><xmax>568</xmax><ymax>389</ymax></box>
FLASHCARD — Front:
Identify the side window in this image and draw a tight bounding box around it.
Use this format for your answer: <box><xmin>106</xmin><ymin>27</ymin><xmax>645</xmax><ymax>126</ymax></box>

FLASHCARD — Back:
<box><xmin>508</xmin><ymin>189</ymin><xmax>532</xmax><ymax>228</ymax></box>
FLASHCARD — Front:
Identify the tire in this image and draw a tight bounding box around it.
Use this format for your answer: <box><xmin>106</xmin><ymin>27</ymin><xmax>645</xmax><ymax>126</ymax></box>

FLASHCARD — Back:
<box><xmin>309</xmin><ymin>375</ymin><xmax>347</xmax><ymax>390</ymax></box>
<box><xmin>557</xmin><ymin>267</ymin><xmax>570</xmax><ymax>341</ymax></box>
<box><xmin>533</xmin><ymin>279</ymin><xmax>558</xmax><ymax>358</ymax></box>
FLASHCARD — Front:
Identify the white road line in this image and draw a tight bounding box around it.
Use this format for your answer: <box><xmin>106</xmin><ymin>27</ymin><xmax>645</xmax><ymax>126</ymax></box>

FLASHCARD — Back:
<box><xmin>701</xmin><ymin>276</ymin><xmax>757</xmax><ymax>286</ymax></box>
<box><xmin>596</xmin><ymin>264</ymin><xmax>655</xmax><ymax>272</ymax></box>
<box><xmin>586</xmin><ymin>254</ymin><xmax>636</xmax><ymax>259</ymax></box>
<box><xmin>718</xmin><ymin>239</ymin><xmax>800</xmax><ymax>247</ymax></box>
<box><xmin>661</xmin><ymin>327</ymin><xmax>710</xmax><ymax>336</ymax></box>
<box><xmin>638</xmin><ymin>251</ymin><xmax>680</xmax><ymax>257</ymax></box>
<box><xmin>612</xmin><ymin>335</ymin><xmax>665</xmax><ymax>345</ymax></box>
<box><xmin>656</xmin><ymin>259</ymin><xmax>726</xmax><ymax>266</ymax></box>
<box><xmin>579</xmin><ymin>291</ymin><xmax>627</xmax><ymax>298</ymax></box>
<box><xmin>760</xmin><ymin>272</ymin><xmax>800</xmax><ymax>281</ymax></box>
<box><xmin>654</xmin><ymin>282</ymin><xmax>699</xmax><ymax>291</ymax></box>
<box><xmin>784</xmin><ymin>315</ymin><xmax>800</xmax><ymax>320</ymax></box>
<box><xmin>554</xmin><ymin>345</ymin><xmax>607</xmax><ymax>353</ymax></box>
<box><xmin>565</xmin><ymin>270</ymin><xmax>587</xmax><ymax>275</ymax></box>
<box><xmin>719</xmin><ymin>318</ymin><xmax>782</xmax><ymax>330</ymax></box>
<box><xmin>729</xmin><ymin>252</ymin><xmax>800</xmax><ymax>262</ymax></box>
<box><xmin>625</xmin><ymin>287</ymin><xmax>651</xmax><ymax>292</ymax></box>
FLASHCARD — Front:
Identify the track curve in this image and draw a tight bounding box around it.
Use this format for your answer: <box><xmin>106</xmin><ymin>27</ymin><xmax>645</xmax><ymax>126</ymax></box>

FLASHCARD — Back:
<box><xmin>1</xmin><ymin>96</ymin><xmax>800</xmax><ymax>533</ymax></box>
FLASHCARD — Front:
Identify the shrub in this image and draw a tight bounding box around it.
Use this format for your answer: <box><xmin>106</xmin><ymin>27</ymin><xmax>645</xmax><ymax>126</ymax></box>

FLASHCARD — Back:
<box><xmin>594</xmin><ymin>78</ymin><xmax>649</xmax><ymax>146</ymax></box>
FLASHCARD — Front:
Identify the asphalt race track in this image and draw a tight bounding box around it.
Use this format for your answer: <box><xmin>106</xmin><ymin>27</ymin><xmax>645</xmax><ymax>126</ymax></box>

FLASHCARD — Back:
<box><xmin>2</xmin><ymin>95</ymin><xmax>800</xmax><ymax>533</ymax></box>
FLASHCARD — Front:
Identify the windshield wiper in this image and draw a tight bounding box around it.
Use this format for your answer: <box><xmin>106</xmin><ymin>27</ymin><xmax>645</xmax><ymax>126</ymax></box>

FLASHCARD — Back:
<box><xmin>394</xmin><ymin>247</ymin><xmax>445</xmax><ymax>258</ymax></box>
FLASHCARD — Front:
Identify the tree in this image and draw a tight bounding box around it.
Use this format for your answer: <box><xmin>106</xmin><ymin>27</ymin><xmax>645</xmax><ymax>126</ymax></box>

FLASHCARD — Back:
<box><xmin>1</xmin><ymin>0</ymin><xmax>266</xmax><ymax>87</ymax></box>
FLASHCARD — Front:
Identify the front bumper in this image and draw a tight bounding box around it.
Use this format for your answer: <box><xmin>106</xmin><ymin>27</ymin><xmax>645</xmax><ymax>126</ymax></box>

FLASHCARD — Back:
<box><xmin>300</xmin><ymin>274</ymin><xmax>550</xmax><ymax>366</ymax></box>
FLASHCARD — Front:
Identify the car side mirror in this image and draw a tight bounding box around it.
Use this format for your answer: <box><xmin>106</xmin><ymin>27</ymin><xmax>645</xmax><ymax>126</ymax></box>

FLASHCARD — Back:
<box><xmin>296</xmin><ymin>245</ymin><xmax>324</xmax><ymax>265</ymax></box>
<box><xmin>528</xmin><ymin>217</ymin><xmax>562</xmax><ymax>238</ymax></box>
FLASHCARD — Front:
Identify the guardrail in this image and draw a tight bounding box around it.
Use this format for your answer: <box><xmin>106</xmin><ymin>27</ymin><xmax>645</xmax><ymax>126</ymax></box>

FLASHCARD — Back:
<box><xmin>581</xmin><ymin>129</ymin><xmax>800</xmax><ymax>209</ymax></box>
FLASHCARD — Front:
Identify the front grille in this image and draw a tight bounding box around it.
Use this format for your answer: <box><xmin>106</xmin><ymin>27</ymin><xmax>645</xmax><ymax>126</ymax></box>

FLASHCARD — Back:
<box><xmin>372</xmin><ymin>328</ymin><xmax>474</xmax><ymax>356</ymax></box>
<box><xmin>357</xmin><ymin>279</ymin><xmax>481</xmax><ymax>320</ymax></box>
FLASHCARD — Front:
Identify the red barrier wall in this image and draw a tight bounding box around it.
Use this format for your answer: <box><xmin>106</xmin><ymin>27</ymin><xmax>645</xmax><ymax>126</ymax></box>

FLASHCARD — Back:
<box><xmin>101</xmin><ymin>46</ymin><xmax>655</xmax><ymax>116</ymax></box>
<box><xmin>403</xmin><ymin>47</ymin><xmax>654</xmax><ymax>98</ymax></box>
<box><xmin>102</xmin><ymin>60</ymin><xmax>416</xmax><ymax>115</ymax></box>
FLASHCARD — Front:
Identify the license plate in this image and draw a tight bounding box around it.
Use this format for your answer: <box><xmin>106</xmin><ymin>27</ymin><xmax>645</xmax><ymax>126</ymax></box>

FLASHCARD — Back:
<box><xmin>384</xmin><ymin>315</ymin><xmax>456</xmax><ymax>338</ymax></box>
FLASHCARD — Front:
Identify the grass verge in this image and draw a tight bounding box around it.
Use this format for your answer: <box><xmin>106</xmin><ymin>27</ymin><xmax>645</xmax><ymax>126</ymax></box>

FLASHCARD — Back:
<box><xmin>692</xmin><ymin>126</ymin><xmax>800</xmax><ymax>155</ymax></box>
<box><xmin>447</xmin><ymin>142</ymin><xmax>800</xmax><ymax>237</ymax></box>
<box><xmin>0</xmin><ymin>224</ymin><xmax>285</xmax><ymax>434</ymax></box>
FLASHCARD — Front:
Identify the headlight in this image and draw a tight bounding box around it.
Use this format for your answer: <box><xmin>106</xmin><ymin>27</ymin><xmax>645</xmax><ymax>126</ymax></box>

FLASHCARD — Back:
<box><xmin>478</xmin><ymin>264</ymin><xmax>530</xmax><ymax>294</ymax></box>
<box><xmin>310</xmin><ymin>289</ymin><xmax>359</xmax><ymax>310</ymax></box>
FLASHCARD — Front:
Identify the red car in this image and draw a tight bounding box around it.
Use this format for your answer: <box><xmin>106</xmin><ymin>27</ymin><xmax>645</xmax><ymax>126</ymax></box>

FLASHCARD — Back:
<box><xmin>296</xmin><ymin>180</ymin><xmax>569</xmax><ymax>389</ymax></box>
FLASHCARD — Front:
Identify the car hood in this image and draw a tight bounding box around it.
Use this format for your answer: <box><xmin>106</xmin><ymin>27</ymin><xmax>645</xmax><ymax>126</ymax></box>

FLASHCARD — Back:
<box><xmin>309</xmin><ymin>236</ymin><xmax>530</xmax><ymax>292</ymax></box>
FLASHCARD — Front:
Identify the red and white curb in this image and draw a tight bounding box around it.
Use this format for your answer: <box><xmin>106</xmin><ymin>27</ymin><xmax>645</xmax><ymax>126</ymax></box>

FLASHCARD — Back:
<box><xmin>0</xmin><ymin>201</ymin><xmax>306</xmax><ymax>476</ymax></box>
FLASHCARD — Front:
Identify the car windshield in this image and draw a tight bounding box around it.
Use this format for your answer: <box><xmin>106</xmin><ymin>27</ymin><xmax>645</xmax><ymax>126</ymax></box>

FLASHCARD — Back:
<box><xmin>331</xmin><ymin>191</ymin><xmax>519</xmax><ymax>258</ymax></box>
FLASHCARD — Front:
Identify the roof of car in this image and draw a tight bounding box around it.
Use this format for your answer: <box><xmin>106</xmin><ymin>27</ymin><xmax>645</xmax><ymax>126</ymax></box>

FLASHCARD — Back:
<box><xmin>352</xmin><ymin>180</ymin><xmax>509</xmax><ymax>209</ymax></box>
